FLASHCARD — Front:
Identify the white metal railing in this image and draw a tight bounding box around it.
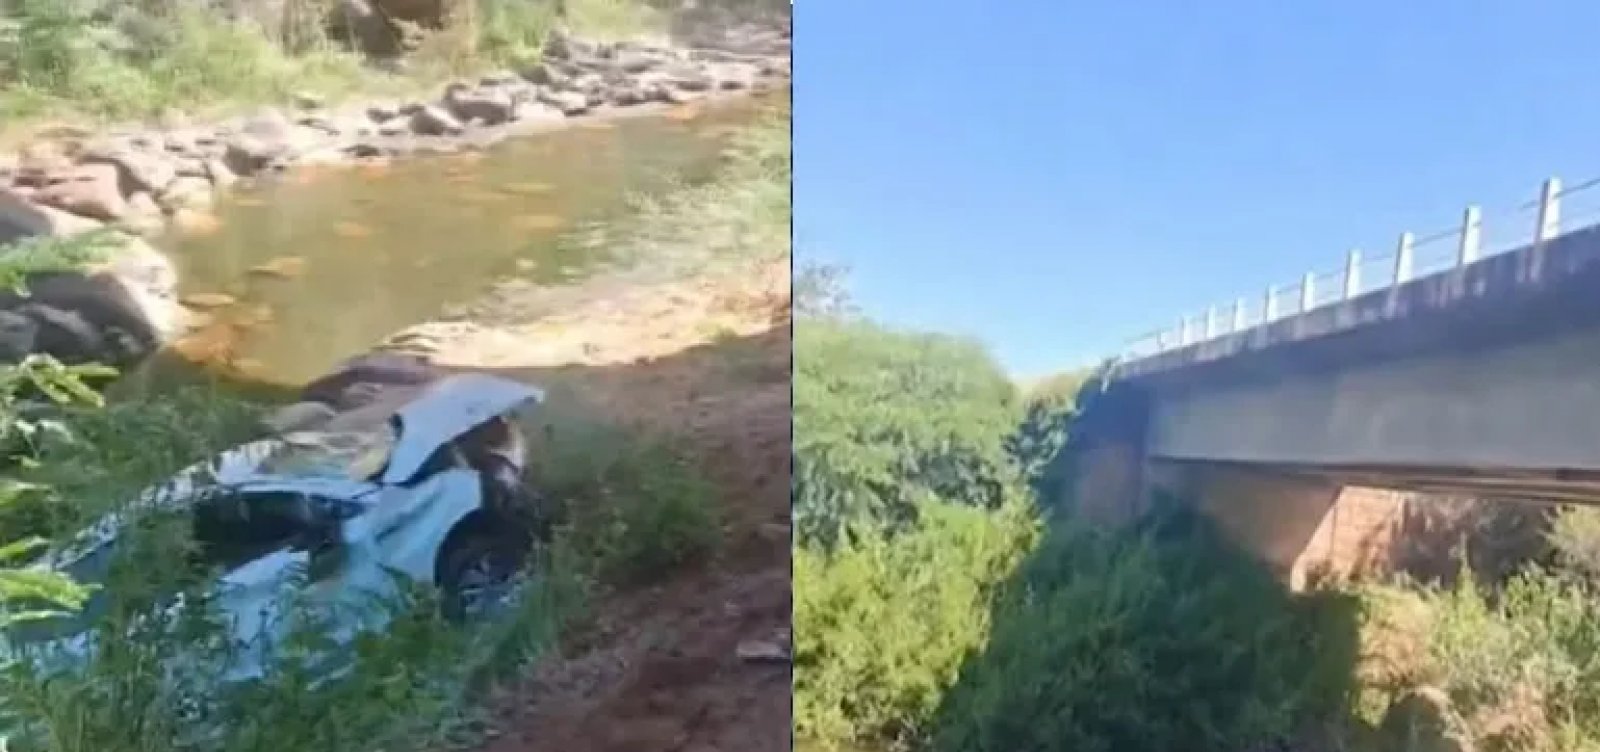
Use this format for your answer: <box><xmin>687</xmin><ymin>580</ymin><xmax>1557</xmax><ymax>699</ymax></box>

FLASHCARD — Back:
<box><xmin>1119</xmin><ymin>175</ymin><xmax>1600</xmax><ymax>361</ymax></box>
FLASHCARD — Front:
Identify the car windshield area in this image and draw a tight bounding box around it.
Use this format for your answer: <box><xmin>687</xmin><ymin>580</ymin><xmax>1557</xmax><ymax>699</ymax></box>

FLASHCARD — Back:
<box><xmin>256</xmin><ymin>426</ymin><xmax>397</xmax><ymax>482</ymax></box>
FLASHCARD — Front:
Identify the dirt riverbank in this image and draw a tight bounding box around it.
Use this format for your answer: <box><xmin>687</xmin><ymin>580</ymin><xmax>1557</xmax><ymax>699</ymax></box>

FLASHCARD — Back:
<box><xmin>377</xmin><ymin>256</ymin><xmax>791</xmax><ymax>752</ymax></box>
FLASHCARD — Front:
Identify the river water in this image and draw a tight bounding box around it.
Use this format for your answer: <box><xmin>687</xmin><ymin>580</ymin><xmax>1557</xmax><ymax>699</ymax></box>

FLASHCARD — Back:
<box><xmin>124</xmin><ymin>96</ymin><xmax>765</xmax><ymax>393</ymax></box>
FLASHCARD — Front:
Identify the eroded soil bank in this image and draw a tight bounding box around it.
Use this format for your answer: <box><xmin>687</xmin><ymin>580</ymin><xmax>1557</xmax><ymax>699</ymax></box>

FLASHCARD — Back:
<box><xmin>374</xmin><ymin>256</ymin><xmax>792</xmax><ymax>752</ymax></box>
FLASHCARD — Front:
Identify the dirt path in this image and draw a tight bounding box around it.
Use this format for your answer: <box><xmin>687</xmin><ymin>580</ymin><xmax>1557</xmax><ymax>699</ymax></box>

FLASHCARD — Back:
<box><xmin>385</xmin><ymin>257</ymin><xmax>791</xmax><ymax>752</ymax></box>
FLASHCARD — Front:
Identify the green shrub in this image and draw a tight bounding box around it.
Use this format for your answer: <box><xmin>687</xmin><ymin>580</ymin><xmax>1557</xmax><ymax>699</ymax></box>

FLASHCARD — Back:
<box><xmin>927</xmin><ymin>509</ymin><xmax>1360</xmax><ymax>752</ymax></box>
<box><xmin>526</xmin><ymin>395</ymin><xmax>721</xmax><ymax>586</ymax></box>
<box><xmin>1549</xmin><ymin>505</ymin><xmax>1600</xmax><ymax>584</ymax></box>
<box><xmin>793</xmin><ymin>497</ymin><xmax>1040</xmax><ymax>750</ymax></box>
<box><xmin>1359</xmin><ymin>563</ymin><xmax>1600</xmax><ymax>750</ymax></box>
<box><xmin>793</xmin><ymin>320</ymin><xmax>1025</xmax><ymax>546</ymax></box>
<box><xmin>1005</xmin><ymin>368</ymin><xmax>1094</xmax><ymax>504</ymax></box>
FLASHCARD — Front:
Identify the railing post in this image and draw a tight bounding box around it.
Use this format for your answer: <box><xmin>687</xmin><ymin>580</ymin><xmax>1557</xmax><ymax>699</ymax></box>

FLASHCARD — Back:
<box><xmin>1536</xmin><ymin>176</ymin><xmax>1562</xmax><ymax>243</ymax></box>
<box><xmin>1343</xmin><ymin>249</ymin><xmax>1362</xmax><ymax>299</ymax></box>
<box><xmin>1394</xmin><ymin>231</ymin><xmax>1415</xmax><ymax>284</ymax></box>
<box><xmin>1178</xmin><ymin>316</ymin><xmax>1190</xmax><ymax>346</ymax></box>
<box><xmin>1300</xmin><ymin>272</ymin><xmax>1316</xmax><ymax>312</ymax></box>
<box><xmin>1204</xmin><ymin>306</ymin><xmax>1218</xmax><ymax>339</ymax></box>
<box><xmin>1231</xmin><ymin>298</ymin><xmax>1246</xmax><ymax>332</ymax></box>
<box><xmin>1263</xmin><ymin>285</ymin><xmax>1278</xmax><ymax>322</ymax></box>
<box><xmin>1458</xmin><ymin>204</ymin><xmax>1482</xmax><ymax>265</ymax></box>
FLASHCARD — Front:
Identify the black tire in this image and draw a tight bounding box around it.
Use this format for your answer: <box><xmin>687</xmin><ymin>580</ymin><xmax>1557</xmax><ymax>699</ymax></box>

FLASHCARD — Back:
<box><xmin>437</xmin><ymin>528</ymin><xmax>528</xmax><ymax>623</ymax></box>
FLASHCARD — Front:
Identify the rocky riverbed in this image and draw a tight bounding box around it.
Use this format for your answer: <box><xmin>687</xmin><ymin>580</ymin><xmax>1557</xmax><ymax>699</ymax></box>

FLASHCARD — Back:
<box><xmin>0</xmin><ymin>20</ymin><xmax>789</xmax><ymax>371</ymax></box>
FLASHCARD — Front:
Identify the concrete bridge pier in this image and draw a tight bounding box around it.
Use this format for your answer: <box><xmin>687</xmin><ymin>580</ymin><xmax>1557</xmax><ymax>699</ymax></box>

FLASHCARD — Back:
<box><xmin>1152</xmin><ymin>463</ymin><xmax>1406</xmax><ymax>589</ymax></box>
<box><xmin>1064</xmin><ymin>384</ymin><xmax>1408</xmax><ymax>589</ymax></box>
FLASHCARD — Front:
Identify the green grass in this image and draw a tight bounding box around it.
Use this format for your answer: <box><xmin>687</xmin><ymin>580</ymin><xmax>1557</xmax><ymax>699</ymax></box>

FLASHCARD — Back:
<box><xmin>0</xmin><ymin>376</ymin><xmax>662</xmax><ymax>751</ymax></box>
<box><xmin>0</xmin><ymin>0</ymin><xmax>675</xmax><ymax>136</ymax></box>
<box><xmin>0</xmin><ymin>230</ymin><xmax>120</xmax><ymax>294</ymax></box>
<box><xmin>579</xmin><ymin>103</ymin><xmax>793</xmax><ymax>276</ymax></box>
<box><xmin>524</xmin><ymin>388</ymin><xmax>722</xmax><ymax>586</ymax></box>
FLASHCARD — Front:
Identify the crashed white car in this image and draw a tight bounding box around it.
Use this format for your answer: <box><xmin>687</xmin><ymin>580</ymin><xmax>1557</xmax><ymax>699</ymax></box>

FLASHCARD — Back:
<box><xmin>3</xmin><ymin>372</ymin><xmax>548</xmax><ymax>683</ymax></box>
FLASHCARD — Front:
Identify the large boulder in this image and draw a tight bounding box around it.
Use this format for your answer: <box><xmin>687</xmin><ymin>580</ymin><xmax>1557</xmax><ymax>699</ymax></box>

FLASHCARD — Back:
<box><xmin>33</xmin><ymin>163</ymin><xmax>128</xmax><ymax>221</ymax></box>
<box><xmin>0</xmin><ymin>194</ymin><xmax>183</xmax><ymax>367</ymax></box>
<box><xmin>223</xmin><ymin>109</ymin><xmax>321</xmax><ymax>175</ymax></box>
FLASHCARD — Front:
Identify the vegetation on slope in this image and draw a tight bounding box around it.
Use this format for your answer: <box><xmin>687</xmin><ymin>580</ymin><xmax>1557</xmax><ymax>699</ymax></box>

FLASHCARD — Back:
<box><xmin>0</xmin><ymin>102</ymin><xmax>789</xmax><ymax>749</ymax></box>
<box><xmin>790</xmin><ymin>313</ymin><xmax>1361</xmax><ymax>751</ymax></box>
<box><xmin>0</xmin><ymin>0</ymin><xmax>676</xmax><ymax>131</ymax></box>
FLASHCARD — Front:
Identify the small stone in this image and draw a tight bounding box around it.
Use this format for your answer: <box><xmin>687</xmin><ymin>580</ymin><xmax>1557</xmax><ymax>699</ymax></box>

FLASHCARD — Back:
<box><xmin>181</xmin><ymin>292</ymin><xmax>238</xmax><ymax>310</ymax></box>
<box><xmin>293</xmin><ymin>91</ymin><xmax>325</xmax><ymax>110</ymax></box>
<box><xmin>249</xmin><ymin>256</ymin><xmax>308</xmax><ymax>279</ymax></box>
<box><xmin>367</xmin><ymin>102</ymin><xmax>402</xmax><ymax>122</ymax></box>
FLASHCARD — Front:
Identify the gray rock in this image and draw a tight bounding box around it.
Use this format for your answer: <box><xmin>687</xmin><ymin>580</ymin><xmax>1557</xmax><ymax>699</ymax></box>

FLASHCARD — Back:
<box><xmin>614</xmin><ymin>50</ymin><xmax>662</xmax><ymax>74</ymax></box>
<box><xmin>377</xmin><ymin>116</ymin><xmax>413</xmax><ymax>137</ymax></box>
<box><xmin>609</xmin><ymin>86</ymin><xmax>650</xmax><ymax>107</ymax></box>
<box><xmin>410</xmin><ymin>105</ymin><xmax>464</xmax><ymax>136</ymax></box>
<box><xmin>668</xmin><ymin>67</ymin><xmax>715</xmax><ymax>92</ymax></box>
<box><xmin>13</xmin><ymin>144</ymin><xmax>74</xmax><ymax>188</ymax></box>
<box><xmin>537</xmin><ymin>89</ymin><xmax>591</xmax><ymax>116</ymax></box>
<box><xmin>479</xmin><ymin>70</ymin><xmax>522</xmax><ymax>87</ymax></box>
<box><xmin>0</xmin><ymin>189</ymin><xmax>102</xmax><ymax>245</ymax></box>
<box><xmin>35</xmin><ymin>163</ymin><xmax>128</xmax><ymax>221</ymax></box>
<box><xmin>0</xmin><ymin>310</ymin><xmax>39</xmax><ymax>362</ymax></box>
<box><xmin>445</xmin><ymin>86</ymin><xmax>516</xmax><ymax>126</ymax></box>
<box><xmin>510</xmin><ymin>100</ymin><xmax>566</xmax><ymax>124</ymax></box>
<box><xmin>173</xmin><ymin>157</ymin><xmax>210</xmax><ymax>179</ymax></box>
<box><xmin>367</xmin><ymin>102</ymin><xmax>402</xmax><ymax>122</ymax></box>
<box><xmin>79</xmin><ymin>142</ymin><xmax>178</xmax><ymax>195</ymax></box>
<box><xmin>223</xmin><ymin>108</ymin><xmax>313</xmax><ymax>174</ymax></box>
<box><xmin>0</xmin><ymin>234</ymin><xmax>181</xmax><ymax>366</ymax></box>
<box><xmin>520</xmin><ymin>62</ymin><xmax>566</xmax><ymax>88</ymax></box>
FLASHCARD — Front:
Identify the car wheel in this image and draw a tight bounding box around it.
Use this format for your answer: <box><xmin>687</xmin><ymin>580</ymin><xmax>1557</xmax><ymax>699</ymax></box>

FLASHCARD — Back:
<box><xmin>438</xmin><ymin>531</ymin><xmax>527</xmax><ymax>623</ymax></box>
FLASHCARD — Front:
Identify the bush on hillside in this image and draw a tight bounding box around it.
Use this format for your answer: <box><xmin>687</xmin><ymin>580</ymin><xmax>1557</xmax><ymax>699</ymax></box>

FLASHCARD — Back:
<box><xmin>927</xmin><ymin>507</ymin><xmax>1360</xmax><ymax>752</ymax></box>
<box><xmin>1354</xmin><ymin>559</ymin><xmax>1600</xmax><ymax>751</ymax></box>
<box><xmin>793</xmin><ymin>496</ymin><xmax>1039</xmax><ymax>750</ymax></box>
<box><xmin>1005</xmin><ymin>368</ymin><xmax>1094</xmax><ymax>505</ymax></box>
<box><xmin>792</xmin><ymin>320</ymin><xmax>1025</xmax><ymax>547</ymax></box>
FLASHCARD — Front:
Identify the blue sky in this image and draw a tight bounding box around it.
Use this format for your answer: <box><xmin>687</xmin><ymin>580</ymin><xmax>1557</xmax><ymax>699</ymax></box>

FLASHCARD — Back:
<box><xmin>794</xmin><ymin>1</ymin><xmax>1600</xmax><ymax>378</ymax></box>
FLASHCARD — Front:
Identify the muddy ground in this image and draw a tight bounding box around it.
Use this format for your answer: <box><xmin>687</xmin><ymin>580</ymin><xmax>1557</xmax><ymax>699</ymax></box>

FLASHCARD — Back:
<box><xmin>381</xmin><ymin>256</ymin><xmax>792</xmax><ymax>752</ymax></box>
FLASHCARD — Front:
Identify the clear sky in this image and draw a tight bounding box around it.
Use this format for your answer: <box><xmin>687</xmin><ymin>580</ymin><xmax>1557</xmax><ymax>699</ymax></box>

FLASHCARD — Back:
<box><xmin>794</xmin><ymin>1</ymin><xmax>1600</xmax><ymax>378</ymax></box>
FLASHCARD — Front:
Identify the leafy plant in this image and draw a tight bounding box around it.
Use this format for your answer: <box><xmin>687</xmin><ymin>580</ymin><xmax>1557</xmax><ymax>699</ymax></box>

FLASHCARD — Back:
<box><xmin>793</xmin><ymin>319</ymin><xmax>1025</xmax><ymax>547</ymax></box>
<box><xmin>929</xmin><ymin>510</ymin><xmax>1360</xmax><ymax>752</ymax></box>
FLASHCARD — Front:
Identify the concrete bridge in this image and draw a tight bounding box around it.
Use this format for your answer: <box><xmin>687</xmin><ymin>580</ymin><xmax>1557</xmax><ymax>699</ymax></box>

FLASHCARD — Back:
<box><xmin>1076</xmin><ymin>176</ymin><xmax>1600</xmax><ymax>586</ymax></box>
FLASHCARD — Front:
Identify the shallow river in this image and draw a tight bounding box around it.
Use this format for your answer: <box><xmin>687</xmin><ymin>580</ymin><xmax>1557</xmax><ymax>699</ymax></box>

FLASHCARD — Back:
<box><xmin>126</xmin><ymin>96</ymin><xmax>765</xmax><ymax>392</ymax></box>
